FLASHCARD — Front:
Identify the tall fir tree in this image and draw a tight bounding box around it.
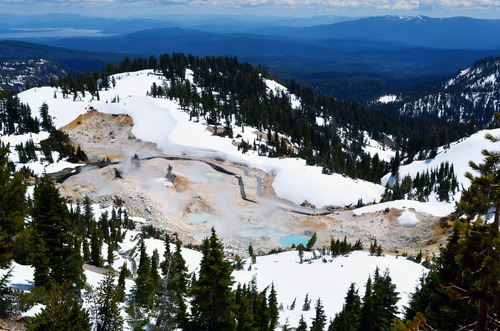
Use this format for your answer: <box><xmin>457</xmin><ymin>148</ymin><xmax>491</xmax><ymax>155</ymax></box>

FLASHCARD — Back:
<box><xmin>357</xmin><ymin>277</ymin><xmax>373</xmax><ymax>331</ymax></box>
<box><xmin>87</xmin><ymin>269</ymin><xmax>124</xmax><ymax>331</ymax></box>
<box><xmin>190</xmin><ymin>228</ymin><xmax>236</xmax><ymax>330</ymax></box>
<box><xmin>31</xmin><ymin>175</ymin><xmax>85</xmax><ymax>292</ymax></box>
<box><xmin>133</xmin><ymin>240</ymin><xmax>154</xmax><ymax>307</ymax></box>
<box><xmin>0</xmin><ymin>144</ymin><xmax>26</xmax><ymax>267</ymax></box>
<box><xmin>153</xmin><ymin>234</ymin><xmax>189</xmax><ymax>331</ymax></box>
<box><xmin>268</xmin><ymin>282</ymin><xmax>279</xmax><ymax>330</ymax></box>
<box><xmin>331</xmin><ymin>283</ymin><xmax>361</xmax><ymax>331</ymax></box>
<box><xmin>90</xmin><ymin>223</ymin><xmax>103</xmax><ymax>267</ymax></box>
<box><xmin>371</xmin><ymin>268</ymin><xmax>399</xmax><ymax>330</ymax></box>
<box><xmin>310</xmin><ymin>298</ymin><xmax>327</xmax><ymax>331</ymax></box>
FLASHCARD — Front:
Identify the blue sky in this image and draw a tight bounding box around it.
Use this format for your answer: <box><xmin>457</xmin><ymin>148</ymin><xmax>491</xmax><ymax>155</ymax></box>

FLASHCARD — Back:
<box><xmin>2</xmin><ymin>0</ymin><xmax>500</xmax><ymax>19</ymax></box>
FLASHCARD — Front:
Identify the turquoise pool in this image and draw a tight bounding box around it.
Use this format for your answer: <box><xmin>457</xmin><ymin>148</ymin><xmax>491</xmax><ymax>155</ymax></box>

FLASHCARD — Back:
<box><xmin>280</xmin><ymin>234</ymin><xmax>310</xmax><ymax>247</ymax></box>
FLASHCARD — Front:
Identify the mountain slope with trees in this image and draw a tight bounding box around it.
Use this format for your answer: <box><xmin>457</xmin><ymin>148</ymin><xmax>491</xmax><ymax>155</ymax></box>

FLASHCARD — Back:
<box><xmin>390</xmin><ymin>55</ymin><xmax>500</xmax><ymax>127</ymax></box>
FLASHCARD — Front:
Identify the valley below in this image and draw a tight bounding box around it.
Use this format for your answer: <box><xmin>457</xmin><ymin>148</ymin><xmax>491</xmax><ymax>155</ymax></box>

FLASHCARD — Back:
<box><xmin>57</xmin><ymin>109</ymin><xmax>450</xmax><ymax>257</ymax></box>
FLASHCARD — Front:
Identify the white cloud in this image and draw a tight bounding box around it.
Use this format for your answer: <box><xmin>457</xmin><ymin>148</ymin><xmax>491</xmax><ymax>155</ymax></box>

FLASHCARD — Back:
<box><xmin>201</xmin><ymin>0</ymin><xmax>500</xmax><ymax>11</ymax></box>
<box><xmin>3</xmin><ymin>0</ymin><xmax>500</xmax><ymax>15</ymax></box>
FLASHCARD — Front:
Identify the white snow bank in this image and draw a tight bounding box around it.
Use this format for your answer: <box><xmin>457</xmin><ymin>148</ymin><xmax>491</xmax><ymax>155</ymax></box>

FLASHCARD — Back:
<box><xmin>398</xmin><ymin>211</ymin><xmax>420</xmax><ymax>227</ymax></box>
<box><xmin>378</xmin><ymin>95</ymin><xmax>397</xmax><ymax>103</ymax></box>
<box><xmin>353</xmin><ymin>199</ymin><xmax>455</xmax><ymax>217</ymax></box>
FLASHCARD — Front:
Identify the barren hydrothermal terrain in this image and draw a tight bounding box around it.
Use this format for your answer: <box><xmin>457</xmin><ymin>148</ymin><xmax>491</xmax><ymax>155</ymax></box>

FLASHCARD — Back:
<box><xmin>57</xmin><ymin>109</ymin><xmax>450</xmax><ymax>256</ymax></box>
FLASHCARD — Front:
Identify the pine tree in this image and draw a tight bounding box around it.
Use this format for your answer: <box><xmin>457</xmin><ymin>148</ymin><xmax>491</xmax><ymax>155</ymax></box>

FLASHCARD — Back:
<box><xmin>253</xmin><ymin>287</ymin><xmax>270</xmax><ymax>330</ymax></box>
<box><xmin>0</xmin><ymin>268</ymin><xmax>14</xmax><ymax>318</ymax></box>
<box><xmin>154</xmin><ymin>233</ymin><xmax>189</xmax><ymax>330</ymax></box>
<box><xmin>31</xmin><ymin>176</ymin><xmax>85</xmax><ymax>292</ymax></box>
<box><xmin>331</xmin><ymin>283</ymin><xmax>361</xmax><ymax>331</ymax></box>
<box><xmin>133</xmin><ymin>240</ymin><xmax>153</xmax><ymax>307</ymax></box>
<box><xmin>151</xmin><ymin>249</ymin><xmax>161</xmax><ymax>292</ymax></box>
<box><xmin>298</xmin><ymin>244</ymin><xmax>304</xmax><ymax>263</ymax></box>
<box><xmin>248</xmin><ymin>243</ymin><xmax>256</xmax><ymax>264</ymax></box>
<box><xmin>190</xmin><ymin>228</ymin><xmax>236</xmax><ymax>330</ymax></box>
<box><xmin>234</xmin><ymin>284</ymin><xmax>254</xmax><ymax>330</ymax></box>
<box><xmin>310</xmin><ymin>298</ymin><xmax>327</xmax><ymax>331</ymax></box>
<box><xmin>82</xmin><ymin>196</ymin><xmax>94</xmax><ymax>237</ymax></box>
<box><xmin>31</xmin><ymin>230</ymin><xmax>52</xmax><ymax>291</ymax></box>
<box><xmin>268</xmin><ymin>283</ymin><xmax>279</xmax><ymax>330</ymax></box>
<box><xmin>302</xmin><ymin>292</ymin><xmax>311</xmax><ymax>311</ymax></box>
<box><xmin>39</xmin><ymin>102</ymin><xmax>53</xmax><ymax>131</ymax></box>
<box><xmin>82</xmin><ymin>238</ymin><xmax>91</xmax><ymax>263</ymax></box>
<box><xmin>306</xmin><ymin>232</ymin><xmax>317</xmax><ymax>251</ymax></box>
<box><xmin>0</xmin><ymin>144</ymin><xmax>26</xmax><ymax>267</ymax></box>
<box><xmin>296</xmin><ymin>314</ymin><xmax>308</xmax><ymax>331</ymax></box>
<box><xmin>117</xmin><ymin>262</ymin><xmax>129</xmax><ymax>303</ymax></box>
<box><xmin>87</xmin><ymin>269</ymin><xmax>124</xmax><ymax>331</ymax></box>
<box><xmin>26</xmin><ymin>283</ymin><xmax>90</xmax><ymax>331</ymax></box>
<box><xmin>106</xmin><ymin>241</ymin><xmax>114</xmax><ymax>267</ymax></box>
<box><xmin>371</xmin><ymin>268</ymin><xmax>399</xmax><ymax>330</ymax></box>
<box><xmin>90</xmin><ymin>223</ymin><xmax>103</xmax><ymax>267</ymax></box>
<box><xmin>290</xmin><ymin>297</ymin><xmax>297</xmax><ymax>310</ymax></box>
<box><xmin>357</xmin><ymin>277</ymin><xmax>373</xmax><ymax>331</ymax></box>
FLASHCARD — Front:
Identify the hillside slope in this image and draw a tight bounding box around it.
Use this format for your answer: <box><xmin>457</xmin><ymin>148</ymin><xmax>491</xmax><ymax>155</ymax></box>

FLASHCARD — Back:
<box><xmin>395</xmin><ymin>56</ymin><xmax>500</xmax><ymax>126</ymax></box>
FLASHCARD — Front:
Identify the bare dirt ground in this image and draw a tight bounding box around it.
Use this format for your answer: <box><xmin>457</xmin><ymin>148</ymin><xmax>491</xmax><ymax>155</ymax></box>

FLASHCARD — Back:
<box><xmin>0</xmin><ymin>316</ymin><xmax>26</xmax><ymax>331</ymax></box>
<box><xmin>59</xmin><ymin>110</ymin><xmax>452</xmax><ymax>257</ymax></box>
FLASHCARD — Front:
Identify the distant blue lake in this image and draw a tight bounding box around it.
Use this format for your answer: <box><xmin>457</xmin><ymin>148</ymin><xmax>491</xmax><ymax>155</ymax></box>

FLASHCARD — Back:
<box><xmin>280</xmin><ymin>234</ymin><xmax>310</xmax><ymax>247</ymax></box>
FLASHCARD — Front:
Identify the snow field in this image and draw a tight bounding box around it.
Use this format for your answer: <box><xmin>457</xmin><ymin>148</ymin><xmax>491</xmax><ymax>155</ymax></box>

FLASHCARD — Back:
<box><xmin>234</xmin><ymin>250</ymin><xmax>427</xmax><ymax>327</ymax></box>
<box><xmin>353</xmin><ymin>199</ymin><xmax>456</xmax><ymax>218</ymax></box>
<box><xmin>1</xmin><ymin>230</ymin><xmax>427</xmax><ymax>329</ymax></box>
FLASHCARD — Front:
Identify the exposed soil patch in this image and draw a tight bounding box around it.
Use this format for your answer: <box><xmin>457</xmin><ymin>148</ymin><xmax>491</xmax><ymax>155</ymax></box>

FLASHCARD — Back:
<box><xmin>0</xmin><ymin>315</ymin><xmax>26</xmax><ymax>331</ymax></box>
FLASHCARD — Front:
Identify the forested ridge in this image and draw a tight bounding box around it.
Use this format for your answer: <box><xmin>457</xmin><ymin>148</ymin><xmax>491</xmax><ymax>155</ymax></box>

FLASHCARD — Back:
<box><xmin>384</xmin><ymin>55</ymin><xmax>500</xmax><ymax>127</ymax></box>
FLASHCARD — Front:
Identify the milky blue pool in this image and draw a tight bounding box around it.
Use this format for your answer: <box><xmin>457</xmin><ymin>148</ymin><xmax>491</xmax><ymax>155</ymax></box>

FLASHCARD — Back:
<box><xmin>186</xmin><ymin>213</ymin><xmax>211</xmax><ymax>224</ymax></box>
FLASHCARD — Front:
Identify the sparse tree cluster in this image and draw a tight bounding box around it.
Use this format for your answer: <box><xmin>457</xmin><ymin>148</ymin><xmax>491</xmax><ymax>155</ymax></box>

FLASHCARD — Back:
<box><xmin>384</xmin><ymin>161</ymin><xmax>459</xmax><ymax>202</ymax></box>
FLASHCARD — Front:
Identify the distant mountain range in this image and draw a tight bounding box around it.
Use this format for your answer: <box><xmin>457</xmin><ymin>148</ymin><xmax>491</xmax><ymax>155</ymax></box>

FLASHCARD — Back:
<box><xmin>2</xmin><ymin>13</ymin><xmax>500</xmax><ymax>99</ymax></box>
<box><xmin>0</xmin><ymin>40</ymin><xmax>127</xmax><ymax>72</ymax></box>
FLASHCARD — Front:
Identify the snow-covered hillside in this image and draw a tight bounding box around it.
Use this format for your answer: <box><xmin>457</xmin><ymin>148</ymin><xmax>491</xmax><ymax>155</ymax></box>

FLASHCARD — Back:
<box><xmin>398</xmin><ymin>56</ymin><xmax>500</xmax><ymax>125</ymax></box>
<box><xmin>349</xmin><ymin>127</ymin><xmax>500</xmax><ymax>218</ymax></box>
<box><xmin>382</xmin><ymin>128</ymin><xmax>500</xmax><ymax>198</ymax></box>
<box><xmin>1</xmin><ymin>221</ymin><xmax>427</xmax><ymax>329</ymax></box>
<box><xmin>1</xmin><ymin>131</ymin><xmax>81</xmax><ymax>175</ymax></box>
<box><xmin>0</xmin><ymin>59</ymin><xmax>65</xmax><ymax>92</ymax></box>
<box><xmin>17</xmin><ymin>69</ymin><xmax>385</xmax><ymax>208</ymax></box>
